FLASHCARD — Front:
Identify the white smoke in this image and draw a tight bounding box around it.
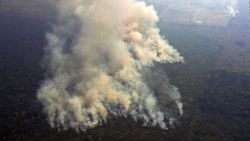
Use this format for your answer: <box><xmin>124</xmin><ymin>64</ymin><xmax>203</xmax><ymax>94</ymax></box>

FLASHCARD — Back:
<box><xmin>198</xmin><ymin>0</ymin><xmax>239</xmax><ymax>17</ymax></box>
<box><xmin>227</xmin><ymin>0</ymin><xmax>239</xmax><ymax>17</ymax></box>
<box><xmin>37</xmin><ymin>0</ymin><xmax>184</xmax><ymax>132</ymax></box>
<box><xmin>148</xmin><ymin>0</ymin><xmax>239</xmax><ymax>17</ymax></box>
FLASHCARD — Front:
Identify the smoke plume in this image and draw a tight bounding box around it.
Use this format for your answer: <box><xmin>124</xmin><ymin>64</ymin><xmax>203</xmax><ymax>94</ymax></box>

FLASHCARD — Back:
<box><xmin>37</xmin><ymin>0</ymin><xmax>184</xmax><ymax>132</ymax></box>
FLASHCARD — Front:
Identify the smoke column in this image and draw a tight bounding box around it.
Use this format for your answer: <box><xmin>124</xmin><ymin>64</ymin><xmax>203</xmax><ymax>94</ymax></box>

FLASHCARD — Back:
<box><xmin>37</xmin><ymin>0</ymin><xmax>184</xmax><ymax>132</ymax></box>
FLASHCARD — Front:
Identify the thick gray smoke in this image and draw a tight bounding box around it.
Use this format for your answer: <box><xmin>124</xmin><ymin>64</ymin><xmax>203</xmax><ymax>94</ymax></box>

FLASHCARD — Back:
<box><xmin>37</xmin><ymin>0</ymin><xmax>184</xmax><ymax>132</ymax></box>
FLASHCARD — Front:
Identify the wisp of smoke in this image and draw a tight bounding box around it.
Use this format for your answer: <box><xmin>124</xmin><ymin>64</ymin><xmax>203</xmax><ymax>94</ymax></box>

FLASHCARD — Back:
<box><xmin>199</xmin><ymin>0</ymin><xmax>239</xmax><ymax>17</ymax></box>
<box><xmin>193</xmin><ymin>0</ymin><xmax>239</xmax><ymax>17</ymax></box>
<box><xmin>37</xmin><ymin>0</ymin><xmax>184</xmax><ymax>132</ymax></box>
<box><xmin>147</xmin><ymin>0</ymin><xmax>239</xmax><ymax>17</ymax></box>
